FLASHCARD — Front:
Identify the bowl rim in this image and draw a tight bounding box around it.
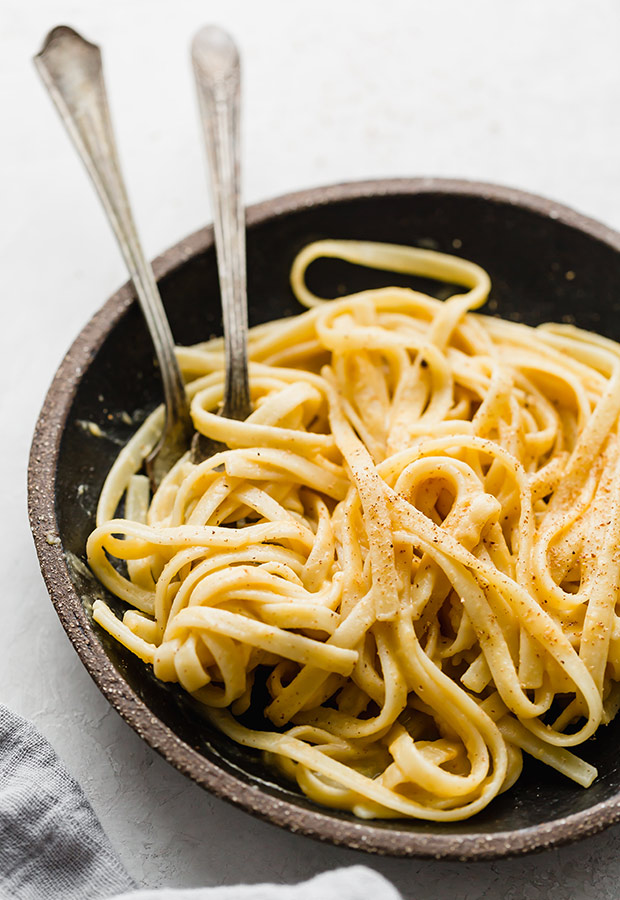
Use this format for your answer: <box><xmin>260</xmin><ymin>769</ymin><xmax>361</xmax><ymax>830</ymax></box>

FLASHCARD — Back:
<box><xmin>27</xmin><ymin>175</ymin><xmax>620</xmax><ymax>860</ymax></box>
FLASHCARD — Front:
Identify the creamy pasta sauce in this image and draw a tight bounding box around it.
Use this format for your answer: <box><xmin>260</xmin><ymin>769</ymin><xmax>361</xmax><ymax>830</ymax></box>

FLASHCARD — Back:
<box><xmin>88</xmin><ymin>240</ymin><xmax>620</xmax><ymax>820</ymax></box>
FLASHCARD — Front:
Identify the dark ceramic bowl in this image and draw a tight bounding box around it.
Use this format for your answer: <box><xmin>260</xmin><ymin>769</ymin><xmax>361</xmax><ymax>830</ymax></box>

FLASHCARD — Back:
<box><xmin>29</xmin><ymin>178</ymin><xmax>620</xmax><ymax>860</ymax></box>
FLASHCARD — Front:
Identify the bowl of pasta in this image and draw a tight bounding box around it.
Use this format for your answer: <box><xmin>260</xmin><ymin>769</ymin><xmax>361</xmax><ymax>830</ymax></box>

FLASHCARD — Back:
<box><xmin>28</xmin><ymin>177</ymin><xmax>620</xmax><ymax>859</ymax></box>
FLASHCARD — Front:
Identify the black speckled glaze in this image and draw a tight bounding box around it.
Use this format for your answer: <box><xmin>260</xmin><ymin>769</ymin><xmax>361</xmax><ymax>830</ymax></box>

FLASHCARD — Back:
<box><xmin>28</xmin><ymin>179</ymin><xmax>620</xmax><ymax>860</ymax></box>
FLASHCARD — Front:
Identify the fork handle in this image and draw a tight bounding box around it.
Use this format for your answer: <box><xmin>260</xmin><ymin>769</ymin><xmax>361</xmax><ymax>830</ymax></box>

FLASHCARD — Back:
<box><xmin>192</xmin><ymin>26</ymin><xmax>251</xmax><ymax>421</ymax></box>
<box><xmin>34</xmin><ymin>26</ymin><xmax>189</xmax><ymax>439</ymax></box>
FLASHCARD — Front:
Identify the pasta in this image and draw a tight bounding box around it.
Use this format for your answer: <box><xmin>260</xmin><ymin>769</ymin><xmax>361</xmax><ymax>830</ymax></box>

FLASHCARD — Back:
<box><xmin>87</xmin><ymin>238</ymin><xmax>620</xmax><ymax>821</ymax></box>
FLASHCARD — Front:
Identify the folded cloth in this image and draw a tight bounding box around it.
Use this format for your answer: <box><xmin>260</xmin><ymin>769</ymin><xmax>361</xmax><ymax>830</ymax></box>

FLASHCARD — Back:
<box><xmin>0</xmin><ymin>705</ymin><xmax>402</xmax><ymax>900</ymax></box>
<box><xmin>0</xmin><ymin>704</ymin><xmax>136</xmax><ymax>899</ymax></box>
<box><xmin>110</xmin><ymin>866</ymin><xmax>402</xmax><ymax>900</ymax></box>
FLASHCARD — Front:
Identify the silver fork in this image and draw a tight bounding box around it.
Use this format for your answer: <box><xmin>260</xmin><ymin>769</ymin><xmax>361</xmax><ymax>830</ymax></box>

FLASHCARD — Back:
<box><xmin>190</xmin><ymin>25</ymin><xmax>252</xmax><ymax>462</ymax></box>
<box><xmin>34</xmin><ymin>25</ymin><xmax>193</xmax><ymax>488</ymax></box>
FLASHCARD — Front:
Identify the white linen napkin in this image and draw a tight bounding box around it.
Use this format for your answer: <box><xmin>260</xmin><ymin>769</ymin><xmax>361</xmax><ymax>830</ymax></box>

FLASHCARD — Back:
<box><xmin>0</xmin><ymin>705</ymin><xmax>401</xmax><ymax>900</ymax></box>
<box><xmin>111</xmin><ymin>866</ymin><xmax>402</xmax><ymax>900</ymax></box>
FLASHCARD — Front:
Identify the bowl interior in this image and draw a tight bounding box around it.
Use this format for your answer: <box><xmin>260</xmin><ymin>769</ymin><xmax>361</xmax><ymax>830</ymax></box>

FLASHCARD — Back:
<box><xmin>33</xmin><ymin>181</ymin><xmax>620</xmax><ymax>858</ymax></box>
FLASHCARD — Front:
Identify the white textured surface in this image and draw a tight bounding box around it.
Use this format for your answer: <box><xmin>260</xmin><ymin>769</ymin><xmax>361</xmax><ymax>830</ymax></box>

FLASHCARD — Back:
<box><xmin>4</xmin><ymin>0</ymin><xmax>620</xmax><ymax>896</ymax></box>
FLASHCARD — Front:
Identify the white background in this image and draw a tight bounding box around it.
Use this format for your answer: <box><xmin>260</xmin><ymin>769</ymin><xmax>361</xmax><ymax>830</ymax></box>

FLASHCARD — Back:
<box><xmin>3</xmin><ymin>0</ymin><xmax>620</xmax><ymax>896</ymax></box>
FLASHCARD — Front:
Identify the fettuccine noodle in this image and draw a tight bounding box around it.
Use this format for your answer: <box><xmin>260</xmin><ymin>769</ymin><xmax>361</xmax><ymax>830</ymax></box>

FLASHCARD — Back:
<box><xmin>88</xmin><ymin>239</ymin><xmax>620</xmax><ymax>821</ymax></box>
